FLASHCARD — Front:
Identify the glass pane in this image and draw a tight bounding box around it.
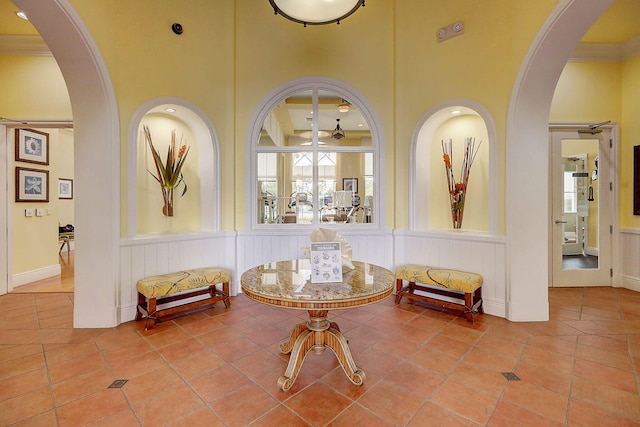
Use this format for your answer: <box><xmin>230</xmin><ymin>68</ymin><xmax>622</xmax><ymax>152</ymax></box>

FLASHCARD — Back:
<box><xmin>318</xmin><ymin>89</ymin><xmax>371</xmax><ymax>147</ymax></box>
<box><xmin>257</xmin><ymin>152</ymin><xmax>314</xmax><ymax>224</ymax></box>
<box><xmin>318</xmin><ymin>152</ymin><xmax>373</xmax><ymax>224</ymax></box>
<box><xmin>560</xmin><ymin>141</ymin><xmax>599</xmax><ymax>270</ymax></box>
<box><xmin>256</xmin><ymin>85</ymin><xmax>376</xmax><ymax>226</ymax></box>
<box><xmin>259</xmin><ymin>90</ymin><xmax>313</xmax><ymax>147</ymax></box>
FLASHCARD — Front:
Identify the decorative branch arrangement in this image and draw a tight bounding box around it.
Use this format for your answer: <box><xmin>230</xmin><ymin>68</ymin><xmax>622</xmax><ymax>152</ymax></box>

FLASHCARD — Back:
<box><xmin>442</xmin><ymin>137</ymin><xmax>481</xmax><ymax>229</ymax></box>
<box><xmin>143</xmin><ymin>125</ymin><xmax>190</xmax><ymax>217</ymax></box>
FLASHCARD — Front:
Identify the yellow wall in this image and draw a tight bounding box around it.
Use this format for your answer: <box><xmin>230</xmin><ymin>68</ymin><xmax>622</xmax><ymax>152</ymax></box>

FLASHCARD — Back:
<box><xmin>3</xmin><ymin>1</ymin><xmax>639</xmax><ymax>277</ymax></box>
<box><xmin>394</xmin><ymin>0</ymin><xmax>557</xmax><ymax>232</ymax></box>
<box><xmin>68</xmin><ymin>0</ymin><xmax>236</xmax><ymax>233</ymax></box>
<box><xmin>65</xmin><ymin>1</ymin><xmax>561</xmax><ymax>234</ymax></box>
<box><xmin>621</xmin><ymin>54</ymin><xmax>640</xmax><ymax>228</ymax></box>
<box><xmin>551</xmin><ymin>58</ymin><xmax>640</xmax><ymax>228</ymax></box>
<box><xmin>234</xmin><ymin>0</ymin><xmax>395</xmax><ymax>228</ymax></box>
<box><xmin>551</xmin><ymin>62</ymin><xmax>622</xmax><ymax>122</ymax></box>
<box><xmin>11</xmin><ymin>128</ymin><xmax>74</xmax><ymax>275</ymax></box>
<box><xmin>0</xmin><ymin>56</ymin><xmax>71</xmax><ymax>118</ymax></box>
<box><xmin>55</xmin><ymin>130</ymin><xmax>75</xmax><ymax>226</ymax></box>
<box><xmin>0</xmin><ymin>53</ymin><xmax>73</xmax><ymax>277</ymax></box>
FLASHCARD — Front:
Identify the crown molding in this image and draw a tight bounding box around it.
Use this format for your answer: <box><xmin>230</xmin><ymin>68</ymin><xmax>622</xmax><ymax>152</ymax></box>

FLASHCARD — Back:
<box><xmin>570</xmin><ymin>35</ymin><xmax>640</xmax><ymax>62</ymax></box>
<box><xmin>0</xmin><ymin>35</ymin><xmax>51</xmax><ymax>56</ymax></box>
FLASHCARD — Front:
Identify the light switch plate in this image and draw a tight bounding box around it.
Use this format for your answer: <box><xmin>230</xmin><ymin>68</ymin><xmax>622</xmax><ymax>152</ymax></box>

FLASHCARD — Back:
<box><xmin>35</xmin><ymin>208</ymin><xmax>44</xmax><ymax>217</ymax></box>
<box><xmin>25</xmin><ymin>208</ymin><xmax>34</xmax><ymax>217</ymax></box>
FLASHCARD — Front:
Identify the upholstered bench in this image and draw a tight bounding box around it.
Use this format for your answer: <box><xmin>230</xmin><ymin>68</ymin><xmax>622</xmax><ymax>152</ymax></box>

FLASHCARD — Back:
<box><xmin>395</xmin><ymin>264</ymin><xmax>483</xmax><ymax>322</ymax></box>
<box><xmin>135</xmin><ymin>267</ymin><xmax>230</xmax><ymax>329</ymax></box>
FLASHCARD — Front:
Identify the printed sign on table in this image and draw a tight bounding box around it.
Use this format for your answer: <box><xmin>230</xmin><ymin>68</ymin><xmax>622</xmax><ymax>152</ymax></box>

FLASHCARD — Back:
<box><xmin>310</xmin><ymin>242</ymin><xmax>343</xmax><ymax>283</ymax></box>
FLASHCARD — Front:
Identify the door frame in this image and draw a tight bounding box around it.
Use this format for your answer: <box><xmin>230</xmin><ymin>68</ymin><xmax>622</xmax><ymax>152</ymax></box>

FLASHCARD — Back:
<box><xmin>549</xmin><ymin>122</ymin><xmax>620</xmax><ymax>287</ymax></box>
<box><xmin>0</xmin><ymin>126</ymin><xmax>7</xmax><ymax>296</ymax></box>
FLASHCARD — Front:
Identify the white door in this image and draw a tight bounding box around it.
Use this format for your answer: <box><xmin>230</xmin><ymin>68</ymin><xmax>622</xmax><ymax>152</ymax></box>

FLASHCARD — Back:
<box><xmin>551</xmin><ymin>127</ymin><xmax>613</xmax><ymax>287</ymax></box>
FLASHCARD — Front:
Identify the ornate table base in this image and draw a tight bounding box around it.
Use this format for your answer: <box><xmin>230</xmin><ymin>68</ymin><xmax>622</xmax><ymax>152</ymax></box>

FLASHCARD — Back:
<box><xmin>277</xmin><ymin>310</ymin><xmax>366</xmax><ymax>391</ymax></box>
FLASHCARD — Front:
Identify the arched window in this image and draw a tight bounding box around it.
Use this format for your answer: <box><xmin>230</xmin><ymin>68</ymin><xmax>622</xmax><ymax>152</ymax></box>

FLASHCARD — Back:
<box><xmin>248</xmin><ymin>78</ymin><xmax>384</xmax><ymax>229</ymax></box>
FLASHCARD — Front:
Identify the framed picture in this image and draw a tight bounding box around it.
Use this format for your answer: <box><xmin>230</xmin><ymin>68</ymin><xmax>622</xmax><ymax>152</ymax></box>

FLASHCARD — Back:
<box><xmin>58</xmin><ymin>178</ymin><xmax>73</xmax><ymax>199</ymax></box>
<box><xmin>343</xmin><ymin>177</ymin><xmax>358</xmax><ymax>193</ymax></box>
<box><xmin>15</xmin><ymin>167</ymin><xmax>49</xmax><ymax>202</ymax></box>
<box><xmin>15</xmin><ymin>128</ymin><xmax>49</xmax><ymax>165</ymax></box>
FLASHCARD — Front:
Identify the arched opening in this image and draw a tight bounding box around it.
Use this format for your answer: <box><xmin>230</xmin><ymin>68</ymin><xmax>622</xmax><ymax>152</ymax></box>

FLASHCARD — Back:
<box><xmin>14</xmin><ymin>0</ymin><xmax>120</xmax><ymax>327</ymax></box>
<box><xmin>507</xmin><ymin>0</ymin><xmax>615</xmax><ymax>321</ymax></box>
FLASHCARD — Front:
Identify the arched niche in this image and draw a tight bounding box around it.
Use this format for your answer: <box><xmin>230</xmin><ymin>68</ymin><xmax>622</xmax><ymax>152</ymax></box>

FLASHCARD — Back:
<box><xmin>128</xmin><ymin>98</ymin><xmax>220</xmax><ymax>237</ymax></box>
<box><xmin>410</xmin><ymin>100</ymin><xmax>498</xmax><ymax>235</ymax></box>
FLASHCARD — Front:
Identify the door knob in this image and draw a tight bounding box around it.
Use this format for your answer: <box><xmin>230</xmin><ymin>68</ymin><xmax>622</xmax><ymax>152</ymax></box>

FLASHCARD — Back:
<box><xmin>554</xmin><ymin>220</ymin><xmax>567</xmax><ymax>224</ymax></box>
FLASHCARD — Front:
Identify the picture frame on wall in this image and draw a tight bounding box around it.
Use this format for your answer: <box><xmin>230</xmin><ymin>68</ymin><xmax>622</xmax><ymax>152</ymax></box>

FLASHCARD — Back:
<box><xmin>15</xmin><ymin>167</ymin><xmax>49</xmax><ymax>203</ymax></box>
<box><xmin>15</xmin><ymin>128</ymin><xmax>49</xmax><ymax>165</ymax></box>
<box><xmin>58</xmin><ymin>178</ymin><xmax>73</xmax><ymax>199</ymax></box>
<box><xmin>343</xmin><ymin>178</ymin><xmax>358</xmax><ymax>194</ymax></box>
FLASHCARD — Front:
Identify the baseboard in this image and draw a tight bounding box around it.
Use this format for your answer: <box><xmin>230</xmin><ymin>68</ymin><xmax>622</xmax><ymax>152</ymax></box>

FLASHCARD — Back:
<box><xmin>620</xmin><ymin>275</ymin><xmax>640</xmax><ymax>293</ymax></box>
<box><xmin>481</xmin><ymin>297</ymin><xmax>506</xmax><ymax>318</ymax></box>
<box><xmin>12</xmin><ymin>264</ymin><xmax>61</xmax><ymax>287</ymax></box>
<box><xmin>585</xmin><ymin>246</ymin><xmax>598</xmax><ymax>257</ymax></box>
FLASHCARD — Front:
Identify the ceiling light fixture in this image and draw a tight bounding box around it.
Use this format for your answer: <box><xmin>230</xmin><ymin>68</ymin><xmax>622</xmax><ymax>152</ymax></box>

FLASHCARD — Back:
<box><xmin>269</xmin><ymin>0</ymin><xmax>365</xmax><ymax>27</ymax></box>
<box><xmin>332</xmin><ymin>118</ymin><xmax>345</xmax><ymax>140</ymax></box>
<box><xmin>337</xmin><ymin>99</ymin><xmax>351</xmax><ymax>113</ymax></box>
<box><xmin>165</xmin><ymin>108</ymin><xmax>176</xmax><ymax>113</ymax></box>
<box><xmin>16</xmin><ymin>11</ymin><xmax>28</xmax><ymax>20</ymax></box>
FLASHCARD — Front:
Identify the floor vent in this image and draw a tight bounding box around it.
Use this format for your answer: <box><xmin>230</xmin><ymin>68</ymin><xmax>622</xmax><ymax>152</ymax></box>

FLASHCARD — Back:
<box><xmin>108</xmin><ymin>379</ymin><xmax>128</xmax><ymax>388</ymax></box>
<box><xmin>501</xmin><ymin>372</ymin><xmax>521</xmax><ymax>381</ymax></box>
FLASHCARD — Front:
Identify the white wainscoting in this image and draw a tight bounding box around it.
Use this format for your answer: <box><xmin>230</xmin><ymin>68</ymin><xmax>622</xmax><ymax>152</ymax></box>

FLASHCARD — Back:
<box><xmin>117</xmin><ymin>229</ymin><xmax>511</xmax><ymax>323</ymax></box>
<box><xmin>119</xmin><ymin>232</ymin><xmax>237</xmax><ymax>323</ymax></box>
<box><xmin>620</xmin><ymin>228</ymin><xmax>640</xmax><ymax>292</ymax></box>
<box><xmin>393</xmin><ymin>230</ymin><xmax>507</xmax><ymax>318</ymax></box>
<box><xmin>236</xmin><ymin>229</ymin><xmax>395</xmax><ymax>276</ymax></box>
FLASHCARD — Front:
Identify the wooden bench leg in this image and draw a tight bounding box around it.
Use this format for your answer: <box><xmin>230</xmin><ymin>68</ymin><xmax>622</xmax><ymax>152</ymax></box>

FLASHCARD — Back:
<box><xmin>464</xmin><ymin>292</ymin><xmax>474</xmax><ymax>322</ymax></box>
<box><xmin>145</xmin><ymin>297</ymin><xmax>157</xmax><ymax>330</ymax></box>
<box><xmin>222</xmin><ymin>282</ymin><xmax>230</xmax><ymax>308</ymax></box>
<box><xmin>395</xmin><ymin>278</ymin><xmax>404</xmax><ymax>304</ymax></box>
<box><xmin>475</xmin><ymin>287</ymin><xmax>484</xmax><ymax>314</ymax></box>
<box><xmin>135</xmin><ymin>292</ymin><xmax>145</xmax><ymax>321</ymax></box>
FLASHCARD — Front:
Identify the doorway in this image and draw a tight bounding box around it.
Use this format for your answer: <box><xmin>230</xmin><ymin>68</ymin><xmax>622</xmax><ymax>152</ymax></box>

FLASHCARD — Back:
<box><xmin>550</xmin><ymin>126</ymin><xmax>614</xmax><ymax>287</ymax></box>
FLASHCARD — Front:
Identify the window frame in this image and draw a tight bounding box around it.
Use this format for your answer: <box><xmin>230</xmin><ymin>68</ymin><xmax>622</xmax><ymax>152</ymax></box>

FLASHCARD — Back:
<box><xmin>246</xmin><ymin>77</ymin><xmax>385</xmax><ymax>230</ymax></box>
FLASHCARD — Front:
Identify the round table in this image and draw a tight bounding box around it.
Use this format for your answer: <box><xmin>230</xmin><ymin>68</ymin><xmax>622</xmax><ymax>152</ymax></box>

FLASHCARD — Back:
<box><xmin>241</xmin><ymin>259</ymin><xmax>394</xmax><ymax>391</ymax></box>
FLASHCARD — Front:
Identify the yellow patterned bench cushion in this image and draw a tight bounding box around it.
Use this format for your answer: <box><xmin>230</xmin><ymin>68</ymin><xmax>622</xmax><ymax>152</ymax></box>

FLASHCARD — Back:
<box><xmin>137</xmin><ymin>267</ymin><xmax>230</xmax><ymax>299</ymax></box>
<box><xmin>395</xmin><ymin>264</ymin><xmax>482</xmax><ymax>293</ymax></box>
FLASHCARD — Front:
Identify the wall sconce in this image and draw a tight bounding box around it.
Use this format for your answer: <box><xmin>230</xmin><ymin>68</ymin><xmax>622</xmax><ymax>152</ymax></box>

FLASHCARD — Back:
<box><xmin>269</xmin><ymin>0</ymin><xmax>365</xmax><ymax>27</ymax></box>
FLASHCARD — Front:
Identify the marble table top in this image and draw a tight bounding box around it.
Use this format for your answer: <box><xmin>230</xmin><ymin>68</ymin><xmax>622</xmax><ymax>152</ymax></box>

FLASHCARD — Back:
<box><xmin>241</xmin><ymin>259</ymin><xmax>395</xmax><ymax>310</ymax></box>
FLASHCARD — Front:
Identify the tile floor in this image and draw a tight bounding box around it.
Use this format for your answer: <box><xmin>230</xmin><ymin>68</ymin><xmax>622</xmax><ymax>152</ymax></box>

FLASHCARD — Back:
<box><xmin>1</xmin><ymin>287</ymin><xmax>639</xmax><ymax>426</ymax></box>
